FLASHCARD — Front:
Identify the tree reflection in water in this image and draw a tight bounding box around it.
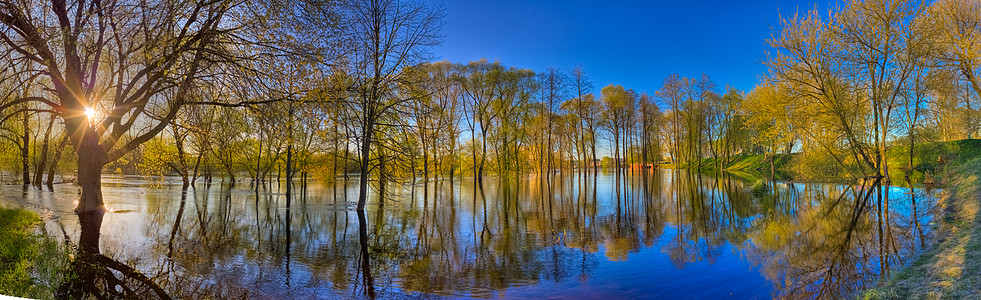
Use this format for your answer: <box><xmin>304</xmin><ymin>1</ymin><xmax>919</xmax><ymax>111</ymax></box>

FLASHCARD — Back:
<box><xmin>8</xmin><ymin>170</ymin><xmax>936</xmax><ymax>299</ymax></box>
<box><xmin>57</xmin><ymin>211</ymin><xmax>171</xmax><ymax>299</ymax></box>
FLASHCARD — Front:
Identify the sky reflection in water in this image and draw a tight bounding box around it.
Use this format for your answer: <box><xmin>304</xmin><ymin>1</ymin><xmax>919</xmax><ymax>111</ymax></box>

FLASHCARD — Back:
<box><xmin>1</xmin><ymin>170</ymin><xmax>937</xmax><ymax>299</ymax></box>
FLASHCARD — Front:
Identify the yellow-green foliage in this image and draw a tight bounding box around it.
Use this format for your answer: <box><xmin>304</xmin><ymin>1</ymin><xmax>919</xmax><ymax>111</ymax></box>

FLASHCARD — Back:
<box><xmin>0</xmin><ymin>206</ymin><xmax>68</xmax><ymax>299</ymax></box>
<box><xmin>886</xmin><ymin>139</ymin><xmax>981</xmax><ymax>182</ymax></box>
<box><xmin>138</xmin><ymin>136</ymin><xmax>180</xmax><ymax>183</ymax></box>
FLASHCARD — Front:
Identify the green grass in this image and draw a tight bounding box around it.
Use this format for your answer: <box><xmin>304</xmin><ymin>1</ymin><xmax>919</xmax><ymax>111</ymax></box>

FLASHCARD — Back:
<box><xmin>863</xmin><ymin>139</ymin><xmax>981</xmax><ymax>299</ymax></box>
<box><xmin>673</xmin><ymin>152</ymin><xmax>796</xmax><ymax>180</ymax></box>
<box><xmin>670</xmin><ymin>139</ymin><xmax>981</xmax><ymax>298</ymax></box>
<box><xmin>679</xmin><ymin>139</ymin><xmax>981</xmax><ymax>183</ymax></box>
<box><xmin>0</xmin><ymin>206</ymin><xmax>68</xmax><ymax>299</ymax></box>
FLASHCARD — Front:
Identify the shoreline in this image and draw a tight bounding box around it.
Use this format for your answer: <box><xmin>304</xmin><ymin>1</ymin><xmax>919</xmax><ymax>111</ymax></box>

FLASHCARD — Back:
<box><xmin>673</xmin><ymin>139</ymin><xmax>981</xmax><ymax>299</ymax></box>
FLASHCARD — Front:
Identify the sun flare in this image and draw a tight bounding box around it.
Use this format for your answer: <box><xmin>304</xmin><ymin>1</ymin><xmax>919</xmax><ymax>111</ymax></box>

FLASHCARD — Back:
<box><xmin>84</xmin><ymin>107</ymin><xmax>96</xmax><ymax>120</ymax></box>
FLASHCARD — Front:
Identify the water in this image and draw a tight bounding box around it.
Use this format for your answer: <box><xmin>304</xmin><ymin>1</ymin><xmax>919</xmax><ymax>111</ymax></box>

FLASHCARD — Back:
<box><xmin>1</xmin><ymin>170</ymin><xmax>938</xmax><ymax>299</ymax></box>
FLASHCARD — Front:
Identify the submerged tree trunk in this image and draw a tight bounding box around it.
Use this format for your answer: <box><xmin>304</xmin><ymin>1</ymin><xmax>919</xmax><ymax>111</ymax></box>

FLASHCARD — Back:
<box><xmin>75</xmin><ymin>130</ymin><xmax>107</xmax><ymax>214</ymax></box>
<box><xmin>34</xmin><ymin>115</ymin><xmax>56</xmax><ymax>186</ymax></box>
<box><xmin>479</xmin><ymin>128</ymin><xmax>488</xmax><ymax>183</ymax></box>
<box><xmin>46</xmin><ymin>135</ymin><xmax>69</xmax><ymax>187</ymax></box>
<box><xmin>21</xmin><ymin>113</ymin><xmax>30</xmax><ymax>185</ymax></box>
<box><xmin>286</xmin><ymin>144</ymin><xmax>293</xmax><ymax>197</ymax></box>
<box><xmin>591</xmin><ymin>138</ymin><xmax>597</xmax><ymax>175</ymax></box>
<box><xmin>357</xmin><ymin>122</ymin><xmax>374</xmax><ymax>212</ymax></box>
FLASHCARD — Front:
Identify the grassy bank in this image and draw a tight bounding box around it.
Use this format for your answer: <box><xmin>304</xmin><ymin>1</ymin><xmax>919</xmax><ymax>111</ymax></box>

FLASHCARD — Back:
<box><xmin>0</xmin><ymin>206</ymin><xmax>68</xmax><ymax>299</ymax></box>
<box><xmin>675</xmin><ymin>139</ymin><xmax>981</xmax><ymax>298</ymax></box>
<box><xmin>681</xmin><ymin>152</ymin><xmax>796</xmax><ymax>178</ymax></box>
<box><xmin>682</xmin><ymin>139</ymin><xmax>981</xmax><ymax>183</ymax></box>
<box><xmin>863</xmin><ymin>140</ymin><xmax>981</xmax><ymax>299</ymax></box>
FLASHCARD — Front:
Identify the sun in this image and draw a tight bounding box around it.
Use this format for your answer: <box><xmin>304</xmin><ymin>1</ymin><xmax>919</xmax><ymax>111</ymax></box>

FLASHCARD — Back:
<box><xmin>84</xmin><ymin>107</ymin><xmax>96</xmax><ymax>120</ymax></box>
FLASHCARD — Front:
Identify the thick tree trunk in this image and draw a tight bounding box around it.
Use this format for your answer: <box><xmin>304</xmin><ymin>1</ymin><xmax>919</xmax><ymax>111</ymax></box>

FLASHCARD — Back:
<box><xmin>75</xmin><ymin>130</ymin><xmax>107</xmax><ymax>214</ymax></box>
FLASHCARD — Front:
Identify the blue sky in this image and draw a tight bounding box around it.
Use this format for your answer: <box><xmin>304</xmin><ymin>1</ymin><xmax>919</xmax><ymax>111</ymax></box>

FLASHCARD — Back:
<box><xmin>426</xmin><ymin>0</ymin><xmax>829</xmax><ymax>96</ymax></box>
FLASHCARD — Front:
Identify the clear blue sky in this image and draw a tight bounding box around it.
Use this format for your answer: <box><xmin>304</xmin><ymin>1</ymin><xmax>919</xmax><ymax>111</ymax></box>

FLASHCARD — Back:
<box><xmin>427</xmin><ymin>0</ymin><xmax>829</xmax><ymax>96</ymax></box>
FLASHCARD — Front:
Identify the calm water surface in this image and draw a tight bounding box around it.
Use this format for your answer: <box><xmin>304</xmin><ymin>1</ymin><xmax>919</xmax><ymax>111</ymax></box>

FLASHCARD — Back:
<box><xmin>1</xmin><ymin>170</ymin><xmax>938</xmax><ymax>299</ymax></box>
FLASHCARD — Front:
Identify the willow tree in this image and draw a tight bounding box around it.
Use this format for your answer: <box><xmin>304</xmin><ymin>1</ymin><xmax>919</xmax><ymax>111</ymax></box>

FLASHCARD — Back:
<box><xmin>767</xmin><ymin>0</ymin><xmax>919</xmax><ymax>180</ymax></box>
<box><xmin>491</xmin><ymin>66</ymin><xmax>535</xmax><ymax>175</ymax></box>
<box><xmin>0</xmin><ymin>0</ymin><xmax>267</xmax><ymax>218</ymax></box>
<box><xmin>838</xmin><ymin>0</ymin><xmax>920</xmax><ymax>182</ymax></box>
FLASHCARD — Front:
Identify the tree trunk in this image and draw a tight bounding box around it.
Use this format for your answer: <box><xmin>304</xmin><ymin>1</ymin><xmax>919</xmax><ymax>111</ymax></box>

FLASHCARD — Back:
<box><xmin>286</xmin><ymin>144</ymin><xmax>292</xmax><ymax>197</ymax></box>
<box><xmin>479</xmin><ymin>128</ymin><xmax>487</xmax><ymax>183</ymax></box>
<box><xmin>907</xmin><ymin>134</ymin><xmax>915</xmax><ymax>180</ymax></box>
<box><xmin>190</xmin><ymin>151</ymin><xmax>203</xmax><ymax>186</ymax></box>
<box><xmin>46</xmin><ymin>135</ymin><xmax>69</xmax><ymax>187</ymax></box>
<box><xmin>174</xmin><ymin>128</ymin><xmax>190</xmax><ymax>189</ymax></box>
<box><xmin>34</xmin><ymin>115</ymin><xmax>55</xmax><ymax>186</ymax></box>
<box><xmin>256</xmin><ymin>137</ymin><xmax>263</xmax><ymax>185</ymax></box>
<box><xmin>75</xmin><ymin>130</ymin><xmax>107</xmax><ymax>214</ymax></box>
<box><xmin>881</xmin><ymin>131</ymin><xmax>890</xmax><ymax>183</ymax></box>
<box><xmin>21</xmin><ymin>114</ymin><xmax>30</xmax><ymax>185</ymax></box>
<box><xmin>357</xmin><ymin>122</ymin><xmax>374</xmax><ymax>212</ymax></box>
<box><xmin>769</xmin><ymin>151</ymin><xmax>775</xmax><ymax>179</ymax></box>
<box><xmin>591</xmin><ymin>136</ymin><xmax>597</xmax><ymax>175</ymax></box>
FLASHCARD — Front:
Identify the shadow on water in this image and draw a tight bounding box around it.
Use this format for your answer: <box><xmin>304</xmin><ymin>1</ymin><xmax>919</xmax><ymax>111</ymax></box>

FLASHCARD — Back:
<box><xmin>1</xmin><ymin>170</ymin><xmax>941</xmax><ymax>299</ymax></box>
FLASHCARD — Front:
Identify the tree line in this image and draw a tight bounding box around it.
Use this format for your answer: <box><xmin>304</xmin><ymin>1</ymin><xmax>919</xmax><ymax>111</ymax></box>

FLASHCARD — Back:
<box><xmin>1</xmin><ymin>0</ymin><xmax>980</xmax><ymax>214</ymax></box>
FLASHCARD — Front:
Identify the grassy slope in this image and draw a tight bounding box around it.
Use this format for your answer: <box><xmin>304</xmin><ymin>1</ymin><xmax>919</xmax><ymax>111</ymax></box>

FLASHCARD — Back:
<box><xmin>676</xmin><ymin>140</ymin><xmax>981</xmax><ymax>298</ymax></box>
<box><xmin>0</xmin><ymin>206</ymin><xmax>66</xmax><ymax>299</ymax></box>
<box><xmin>864</xmin><ymin>139</ymin><xmax>981</xmax><ymax>299</ymax></box>
<box><xmin>677</xmin><ymin>152</ymin><xmax>795</xmax><ymax>180</ymax></box>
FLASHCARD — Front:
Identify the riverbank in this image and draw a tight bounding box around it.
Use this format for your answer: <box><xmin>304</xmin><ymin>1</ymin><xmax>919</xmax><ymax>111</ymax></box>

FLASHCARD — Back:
<box><xmin>674</xmin><ymin>139</ymin><xmax>981</xmax><ymax>298</ymax></box>
<box><xmin>0</xmin><ymin>205</ymin><xmax>67</xmax><ymax>299</ymax></box>
<box><xmin>863</xmin><ymin>140</ymin><xmax>981</xmax><ymax>299</ymax></box>
<box><xmin>682</xmin><ymin>139</ymin><xmax>981</xmax><ymax>182</ymax></box>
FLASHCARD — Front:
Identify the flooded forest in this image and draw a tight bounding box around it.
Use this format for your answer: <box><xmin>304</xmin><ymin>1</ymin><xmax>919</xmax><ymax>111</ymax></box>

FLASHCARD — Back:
<box><xmin>1</xmin><ymin>0</ymin><xmax>979</xmax><ymax>299</ymax></box>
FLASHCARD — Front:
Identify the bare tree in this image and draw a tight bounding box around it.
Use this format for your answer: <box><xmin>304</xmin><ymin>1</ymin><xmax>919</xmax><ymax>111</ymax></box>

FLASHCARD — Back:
<box><xmin>337</xmin><ymin>0</ymin><xmax>443</xmax><ymax>212</ymax></box>
<box><xmin>569</xmin><ymin>64</ymin><xmax>593</xmax><ymax>172</ymax></box>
